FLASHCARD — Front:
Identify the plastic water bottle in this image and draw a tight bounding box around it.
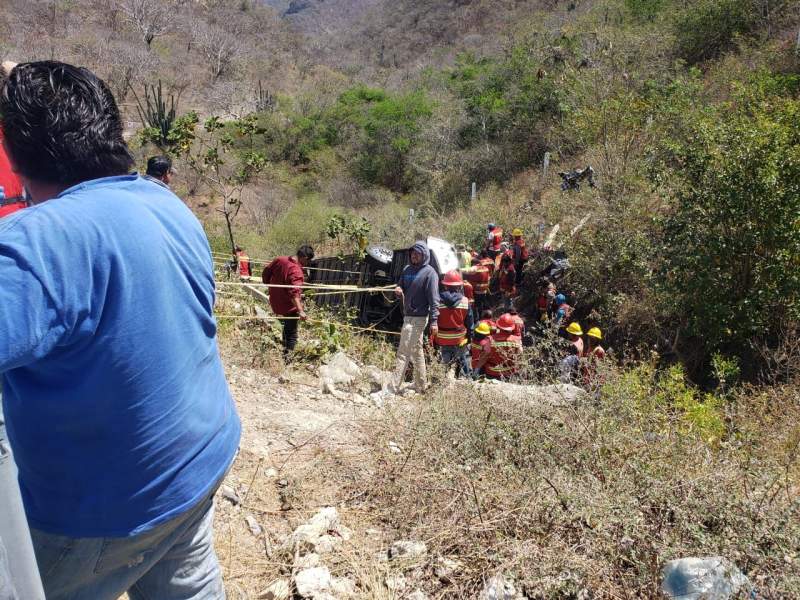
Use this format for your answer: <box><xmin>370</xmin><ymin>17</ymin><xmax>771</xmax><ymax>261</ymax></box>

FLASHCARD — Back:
<box><xmin>0</xmin><ymin>391</ymin><xmax>46</xmax><ymax>600</ymax></box>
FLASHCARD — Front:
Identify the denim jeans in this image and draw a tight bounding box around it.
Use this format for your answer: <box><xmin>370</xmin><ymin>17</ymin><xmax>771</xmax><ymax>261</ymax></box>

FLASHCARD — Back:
<box><xmin>30</xmin><ymin>483</ymin><xmax>225</xmax><ymax>600</ymax></box>
<box><xmin>439</xmin><ymin>345</ymin><xmax>472</xmax><ymax>379</ymax></box>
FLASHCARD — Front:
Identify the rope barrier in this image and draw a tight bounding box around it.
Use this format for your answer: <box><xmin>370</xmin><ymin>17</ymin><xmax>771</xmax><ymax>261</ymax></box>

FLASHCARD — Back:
<box><xmin>215</xmin><ymin>280</ymin><xmax>395</xmax><ymax>293</ymax></box>
<box><xmin>211</xmin><ymin>252</ymin><xmax>367</xmax><ymax>276</ymax></box>
<box><xmin>214</xmin><ymin>314</ymin><xmax>402</xmax><ymax>337</ymax></box>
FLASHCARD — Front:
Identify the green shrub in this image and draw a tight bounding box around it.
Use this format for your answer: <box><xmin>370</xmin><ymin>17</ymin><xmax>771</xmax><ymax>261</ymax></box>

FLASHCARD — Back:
<box><xmin>656</xmin><ymin>91</ymin><xmax>800</xmax><ymax>365</ymax></box>
<box><xmin>448</xmin><ymin>47</ymin><xmax>562</xmax><ymax>179</ymax></box>
<box><xmin>603</xmin><ymin>361</ymin><xmax>727</xmax><ymax>444</ymax></box>
<box><xmin>673</xmin><ymin>0</ymin><xmax>758</xmax><ymax>64</ymax></box>
<box><xmin>265</xmin><ymin>196</ymin><xmax>336</xmax><ymax>254</ymax></box>
<box><xmin>625</xmin><ymin>0</ymin><xmax>667</xmax><ymax>21</ymax></box>
<box><xmin>325</xmin><ymin>86</ymin><xmax>434</xmax><ymax>192</ymax></box>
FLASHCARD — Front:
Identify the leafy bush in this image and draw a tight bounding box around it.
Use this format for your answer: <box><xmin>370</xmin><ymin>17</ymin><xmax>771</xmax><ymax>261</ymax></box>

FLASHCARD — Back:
<box><xmin>625</xmin><ymin>0</ymin><xmax>667</xmax><ymax>21</ymax></box>
<box><xmin>325</xmin><ymin>86</ymin><xmax>434</xmax><ymax>192</ymax></box>
<box><xmin>265</xmin><ymin>196</ymin><xmax>336</xmax><ymax>254</ymax></box>
<box><xmin>656</xmin><ymin>90</ymin><xmax>800</xmax><ymax>366</ymax></box>
<box><xmin>448</xmin><ymin>45</ymin><xmax>562</xmax><ymax>179</ymax></box>
<box><xmin>673</xmin><ymin>0</ymin><xmax>758</xmax><ymax>64</ymax></box>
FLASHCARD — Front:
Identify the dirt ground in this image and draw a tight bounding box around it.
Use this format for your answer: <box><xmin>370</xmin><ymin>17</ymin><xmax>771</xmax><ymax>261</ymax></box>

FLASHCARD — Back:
<box><xmin>212</xmin><ymin>342</ymin><xmax>398</xmax><ymax>599</ymax></box>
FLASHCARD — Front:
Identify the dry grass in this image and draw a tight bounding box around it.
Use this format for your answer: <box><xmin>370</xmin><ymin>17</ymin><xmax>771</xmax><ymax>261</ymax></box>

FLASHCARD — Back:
<box><xmin>337</xmin><ymin>374</ymin><xmax>800</xmax><ymax>598</ymax></box>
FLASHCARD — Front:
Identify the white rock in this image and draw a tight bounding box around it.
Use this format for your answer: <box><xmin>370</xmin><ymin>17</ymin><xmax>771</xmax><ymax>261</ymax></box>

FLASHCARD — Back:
<box><xmin>220</xmin><ymin>485</ymin><xmax>240</xmax><ymax>506</ymax></box>
<box><xmin>480</xmin><ymin>574</ymin><xmax>524</xmax><ymax>600</ymax></box>
<box><xmin>370</xmin><ymin>390</ymin><xmax>390</xmax><ymax>408</ymax></box>
<box><xmin>388</xmin><ymin>441</ymin><xmax>402</xmax><ymax>454</ymax></box>
<box><xmin>365</xmin><ymin>365</ymin><xmax>392</xmax><ymax>390</ymax></box>
<box><xmin>470</xmin><ymin>381</ymin><xmax>586</xmax><ymax>407</ymax></box>
<box><xmin>293</xmin><ymin>553</ymin><xmax>321</xmax><ymax>570</ymax></box>
<box><xmin>257</xmin><ymin>578</ymin><xmax>290</xmax><ymax>600</ymax></box>
<box><xmin>330</xmin><ymin>577</ymin><xmax>357</xmax><ymax>598</ymax></box>
<box><xmin>294</xmin><ymin>566</ymin><xmax>332</xmax><ymax>598</ymax></box>
<box><xmin>435</xmin><ymin>557</ymin><xmax>463</xmax><ymax>582</ymax></box>
<box><xmin>389</xmin><ymin>540</ymin><xmax>428</xmax><ymax>560</ymax></box>
<box><xmin>318</xmin><ymin>352</ymin><xmax>361</xmax><ymax>391</ymax></box>
<box><xmin>313</xmin><ymin>535</ymin><xmax>342</xmax><ymax>554</ymax></box>
<box><xmin>285</xmin><ymin>507</ymin><xmax>348</xmax><ymax>551</ymax></box>
<box><xmin>264</xmin><ymin>467</ymin><xmax>279</xmax><ymax>478</ymax></box>
<box><xmin>245</xmin><ymin>515</ymin><xmax>262</xmax><ymax>537</ymax></box>
<box><xmin>407</xmin><ymin>590</ymin><xmax>430</xmax><ymax>600</ymax></box>
<box><xmin>661</xmin><ymin>557</ymin><xmax>749</xmax><ymax>600</ymax></box>
<box><xmin>385</xmin><ymin>573</ymin><xmax>407</xmax><ymax>592</ymax></box>
<box><xmin>337</xmin><ymin>524</ymin><xmax>353</xmax><ymax>541</ymax></box>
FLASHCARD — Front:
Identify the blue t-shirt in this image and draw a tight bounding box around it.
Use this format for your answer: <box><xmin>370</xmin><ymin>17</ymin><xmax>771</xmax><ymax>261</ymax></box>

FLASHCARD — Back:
<box><xmin>0</xmin><ymin>174</ymin><xmax>241</xmax><ymax>538</ymax></box>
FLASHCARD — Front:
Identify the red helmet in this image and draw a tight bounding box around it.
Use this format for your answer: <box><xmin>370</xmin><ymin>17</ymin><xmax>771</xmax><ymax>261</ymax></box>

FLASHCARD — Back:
<box><xmin>497</xmin><ymin>313</ymin><xmax>515</xmax><ymax>332</ymax></box>
<box><xmin>442</xmin><ymin>270</ymin><xmax>463</xmax><ymax>286</ymax></box>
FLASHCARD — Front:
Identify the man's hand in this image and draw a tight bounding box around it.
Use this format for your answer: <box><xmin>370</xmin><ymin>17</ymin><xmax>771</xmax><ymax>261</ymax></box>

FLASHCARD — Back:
<box><xmin>394</xmin><ymin>286</ymin><xmax>403</xmax><ymax>298</ymax></box>
<box><xmin>298</xmin><ymin>310</ymin><xmax>308</xmax><ymax>321</ymax></box>
<box><xmin>429</xmin><ymin>324</ymin><xmax>438</xmax><ymax>338</ymax></box>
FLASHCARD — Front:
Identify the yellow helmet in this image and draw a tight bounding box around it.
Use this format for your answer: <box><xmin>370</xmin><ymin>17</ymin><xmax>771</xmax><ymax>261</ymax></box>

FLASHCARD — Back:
<box><xmin>587</xmin><ymin>327</ymin><xmax>602</xmax><ymax>340</ymax></box>
<box><xmin>512</xmin><ymin>228</ymin><xmax>523</xmax><ymax>237</ymax></box>
<box><xmin>566</xmin><ymin>322</ymin><xmax>583</xmax><ymax>336</ymax></box>
<box><xmin>474</xmin><ymin>322</ymin><xmax>492</xmax><ymax>336</ymax></box>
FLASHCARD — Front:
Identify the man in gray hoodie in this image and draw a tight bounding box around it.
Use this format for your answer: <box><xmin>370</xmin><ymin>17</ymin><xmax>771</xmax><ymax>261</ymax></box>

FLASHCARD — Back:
<box><xmin>392</xmin><ymin>241</ymin><xmax>440</xmax><ymax>393</ymax></box>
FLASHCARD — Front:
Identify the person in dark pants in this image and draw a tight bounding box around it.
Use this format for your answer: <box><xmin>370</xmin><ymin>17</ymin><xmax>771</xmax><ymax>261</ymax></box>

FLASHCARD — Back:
<box><xmin>261</xmin><ymin>245</ymin><xmax>314</xmax><ymax>359</ymax></box>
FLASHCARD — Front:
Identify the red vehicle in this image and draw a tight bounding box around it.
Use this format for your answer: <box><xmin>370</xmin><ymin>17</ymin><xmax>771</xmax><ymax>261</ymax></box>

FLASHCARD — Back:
<box><xmin>0</xmin><ymin>131</ymin><xmax>27</xmax><ymax>218</ymax></box>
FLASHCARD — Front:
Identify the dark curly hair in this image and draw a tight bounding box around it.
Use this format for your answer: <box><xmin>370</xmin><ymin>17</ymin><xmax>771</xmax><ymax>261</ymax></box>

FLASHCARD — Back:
<box><xmin>0</xmin><ymin>61</ymin><xmax>134</xmax><ymax>186</ymax></box>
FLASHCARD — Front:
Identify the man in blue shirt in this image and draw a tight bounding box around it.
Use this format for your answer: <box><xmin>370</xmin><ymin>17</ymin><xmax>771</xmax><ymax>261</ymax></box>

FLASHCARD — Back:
<box><xmin>0</xmin><ymin>61</ymin><xmax>240</xmax><ymax>599</ymax></box>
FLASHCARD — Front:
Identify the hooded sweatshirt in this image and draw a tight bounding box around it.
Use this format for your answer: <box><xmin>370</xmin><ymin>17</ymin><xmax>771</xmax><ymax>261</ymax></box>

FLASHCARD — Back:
<box><xmin>399</xmin><ymin>241</ymin><xmax>440</xmax><ymax>321</ymax></box>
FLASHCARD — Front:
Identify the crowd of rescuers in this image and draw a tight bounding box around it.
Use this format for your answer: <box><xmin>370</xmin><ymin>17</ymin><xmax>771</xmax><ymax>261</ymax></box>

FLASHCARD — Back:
<box><xmin>426</xmin><ymin>222</ymin><xmax>606</xmax><ymax>388</ymax></box>
<box><xmin>249</xmin><ymin>224</ymin><xmax>606</xmax><ymax>390</ymax></box>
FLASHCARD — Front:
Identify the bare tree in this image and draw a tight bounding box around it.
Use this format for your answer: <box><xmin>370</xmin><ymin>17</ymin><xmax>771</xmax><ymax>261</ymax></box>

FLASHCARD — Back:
<box><xmin>118</xmin><ymin>0</ymin><xmax>171</xmax><ymax>47</ymax></box>
<box><xmin>195</xmin><ymin>22</ymin><xmax>240</xmax><ymax>81</ymax></box>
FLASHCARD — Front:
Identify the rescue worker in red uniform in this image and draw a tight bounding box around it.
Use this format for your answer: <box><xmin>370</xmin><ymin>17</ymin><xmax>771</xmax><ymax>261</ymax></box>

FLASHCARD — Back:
<box><xmin>581</xmin><ymin>326</ymin><xmax>606</xmax><ymax>388</ymax></box>
<box><xmin>470</xmin><ymin>321</ymin><xmax>493</xmax><ymax>377</ymax></box>
<box><xmin>434</xmin><ymin>270</ymin><xmax>474</xmax><ymax>378</ymax></box>
<box><xmin>498</xmin><ymin>252</ymin><xmax>516</xmax><ymax>306</ymax></box>
<box><xmin>565</xmin><ymin>322</ymin><xmax>584</xmax><ymax>356</ymax></box>
<box><xmin>485</xmin><ymin>313</ymin><xmax>523</xmax><ymax>379</ymax></box>
<box><xmin>477</xmin><ymin>309</ymin><xmax>496</xmax><ymax>334</ymax></box>
<box><xmin>511</xmin><ymin>228</ymin><xmax>528</xmax><ymax>286</ymax></box>
<box><xmin>235</xmin><ymin>245</ymin><xmax>251</xmax><ymax>278</ymax></box>
<box><xmin>508</xmin><ymin>307</ymin><xmax>525</xmax><ymax>338</ymax></box>
<box><xmin>462</xmin><ymin>278</ymin><xmax>475</xmax><ymax>323</ymax></box>
<box><xmin>463</xmin><ymin>257</ymin><xmax>492</xmax><ymax>316</ymax></box>
<box><xmin>485</xmin><ymin>223</ymin><xmax>504</xmax><ymax>260</ymax></box>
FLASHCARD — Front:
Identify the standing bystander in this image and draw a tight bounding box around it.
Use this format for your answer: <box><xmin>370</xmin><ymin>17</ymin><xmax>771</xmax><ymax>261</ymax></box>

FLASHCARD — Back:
<box><xmin>391</xmin><ymin>241</ymin><xmax>440</xmax><ymax>393</ymax></box>
<box><xmin>0</xmin><ymin>61</ymin><xmax>241</xmax><ymax>600</ymax></box>
<box><xmin>261</xmin><ymin>245</ymin><xmax>314</xmax><ymax>359</ymax></box>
